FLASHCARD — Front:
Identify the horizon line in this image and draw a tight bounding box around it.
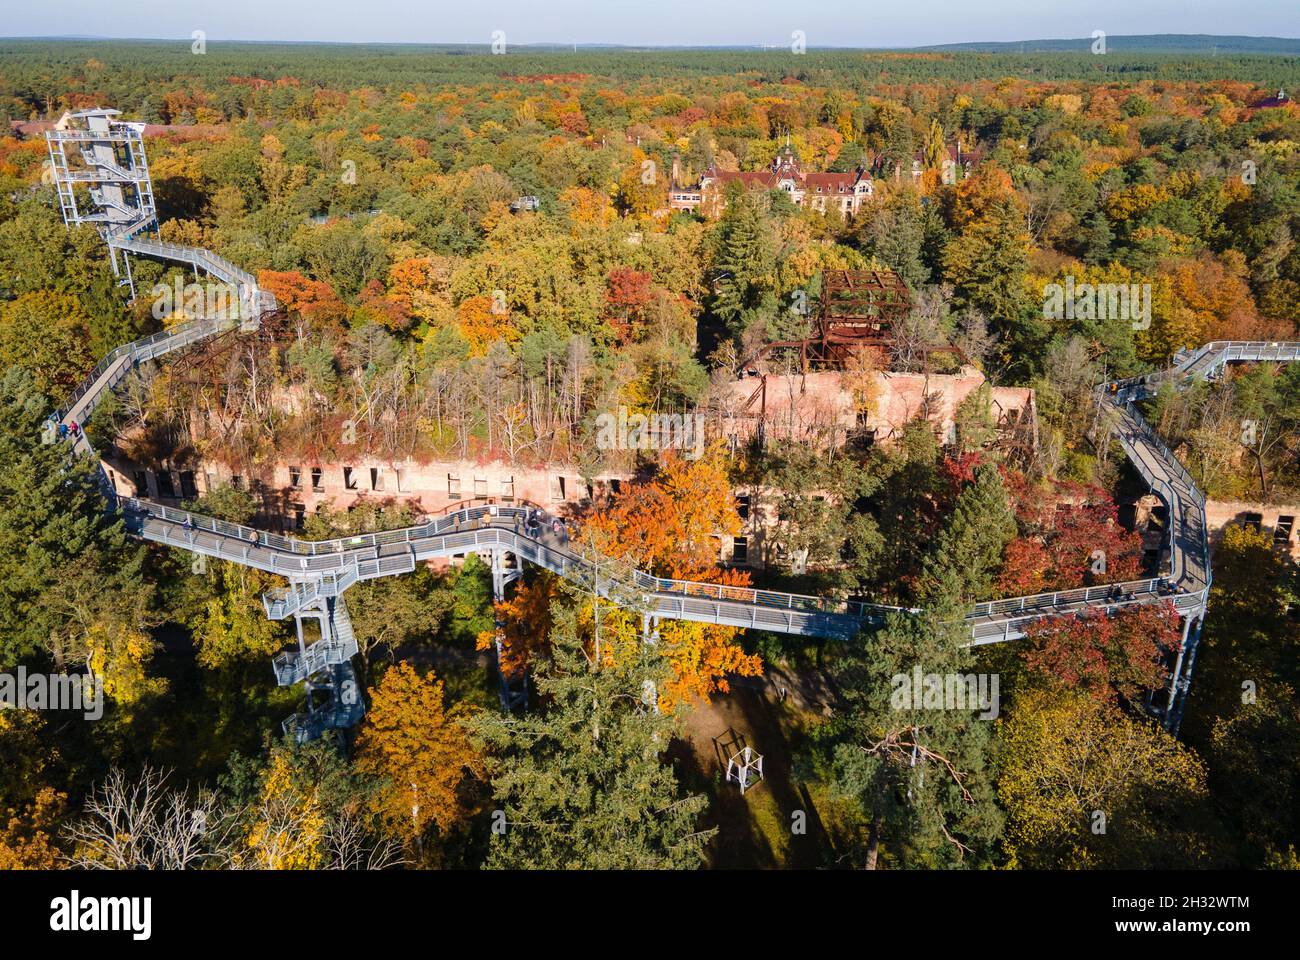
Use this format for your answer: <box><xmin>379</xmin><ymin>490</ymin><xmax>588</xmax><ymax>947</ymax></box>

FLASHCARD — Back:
<box><xmin>3</xmin><ymin>32</ymin><xmax>1300</xmax><ymax>49</ymax></box>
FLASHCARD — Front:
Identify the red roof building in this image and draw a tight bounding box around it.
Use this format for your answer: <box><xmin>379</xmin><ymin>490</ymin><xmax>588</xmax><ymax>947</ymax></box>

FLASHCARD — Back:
<box><xmin>669</xmin><ymin>147</ymin><xmax>873</xmax><ymax>218</ymax></box>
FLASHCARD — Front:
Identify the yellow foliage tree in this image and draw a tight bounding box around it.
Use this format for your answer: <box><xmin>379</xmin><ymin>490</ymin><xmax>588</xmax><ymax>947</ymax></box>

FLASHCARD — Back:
<box><xmin>193</xmin><ymin>563</ymin><xmax>288</xmax><ymax>669</ymax></box>
<box><xmin>1159</xmin><ymin>252</ymin><xmax>1264</xmax><ymax>346</ymax></box>
<box><xmin>86</xmin><ymin>621</ymin><xmax>163</xmax><ymax>705</ymax></box>
<box><xmin>0</xmin><ymin>292</ymin><xmax>96</xmax><ymax>400</ymax></box>
<box><xmin>616</xmin><ymin>151</ymin><xmax>668</xmax><ymax>219</ymax></box>
<box><xmin>1104</xmin><ymin>183</ymin><xmax>1170</xmax><ymax>222</ymax></box>
<box><xmin>354</xmin><ymin>663</ymin><xmax>483</xmax><ymax>852</ymax></box>
<box><xmin>0</xmin><ymin>787</ymin><xmax>64</xmax><ymax>869</ymax></box>
<box><xmin>0</xmin><ymin>709</ymin><xmax>58</xmax><ymax>864</ymax></box>
<box><xmin>558</xmin><ymin>186</ymin><xmax>617</xmax><ymax>229</ymax></box>
<box><xmin>998</xmin><ymin>686</ymin><xmax>1209</xmax><ymax>868</ymax></box>
<box><xmin>242</xmin><ymin>752</ymin><xmax>327</xmax><ymax>870</ymax></box>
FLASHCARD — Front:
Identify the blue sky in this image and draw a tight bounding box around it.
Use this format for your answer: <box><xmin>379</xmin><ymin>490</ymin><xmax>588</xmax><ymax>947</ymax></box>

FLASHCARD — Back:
<box><xmin>4</xmin><ymin>0</ymin><xmax>1298</xmax><ymax>47</ymax></box>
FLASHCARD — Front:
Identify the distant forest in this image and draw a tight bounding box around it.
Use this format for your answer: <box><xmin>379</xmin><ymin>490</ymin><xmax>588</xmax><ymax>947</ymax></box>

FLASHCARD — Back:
<box><xmin>920</xmin><ymin>34</ymin><xmax>1300</xmax><ymax>55</ymax></box>
<box><xmin>1</xmin><ymin>38</ymin><xmax>1299</xmax><ymax>114</ymax></box>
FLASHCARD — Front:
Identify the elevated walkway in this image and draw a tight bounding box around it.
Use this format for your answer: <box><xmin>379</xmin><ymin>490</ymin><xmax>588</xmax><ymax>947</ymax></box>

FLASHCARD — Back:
<box><xmin>45</xmin><ymin>108</ymin><xmax>1300</xmax><ymax>735</ymax></box>
<box><xmin>60</xmin><ymin>297</ymin><xmax>1298</xmax><ymax>728</ymax></box>
<box><xmin>114</xmin><ymin>342</ymin><xmax>1299</xmax><ymax>733</ymax></box>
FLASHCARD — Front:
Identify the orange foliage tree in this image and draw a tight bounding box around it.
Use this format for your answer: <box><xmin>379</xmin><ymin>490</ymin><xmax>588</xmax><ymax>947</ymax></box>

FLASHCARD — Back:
<box><xmin>386</xmin><ymin>256</ymin><xmax>451</xmax><ymax>325</ymax></box>
<box><xmin>948</xmin><ymin>166</ymin><xmax>1019</xmax><ymax>229</ymax></box>
<box><xmin>1160</xmin><ymin>252</ymin><xmax>1268</xmax><ymax>344</ymax></box>
<box><xmin>486</xmin><ymin>451</ymin><xmax>762</xmax><ymax>709</ymax></box>
<box><xmin>456</xmin><ymin>294</ymin><xmax>517</xmax><ymax>356</ymax></box>
<box><xmin>354</xmin><ymin>662</ymin><xmax>484</xmax><ymax>856</ymax></box>
<box><xmin>580</xmin><ymin>449</ymin><xmax>763</xmax><ymax>708</ymax></box>
<box><xmin>478</xmin><ymin>571</ymin><xmax>561</xmax><ymax>681</ymax></box>
<box><xmin>604</xmin><ymin>267</ymin><xmax>655</xmax><ymax>344</ymax></box>
<box><xmin>258</xmin><ymin>269</ymin><xmax>349</xmax><ymax>327</ymax></box>
<box><xmin>586</xmin><ymin>449</ymin><xmax>742</xmax><ymax>580</ymax></box>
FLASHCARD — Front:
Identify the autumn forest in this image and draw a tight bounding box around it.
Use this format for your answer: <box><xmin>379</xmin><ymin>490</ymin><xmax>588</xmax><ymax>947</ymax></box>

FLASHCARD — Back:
<box><xmin>0</xmin><ymin>37</ymin><xmax>1299</xmax><ymax>874</ymax></box>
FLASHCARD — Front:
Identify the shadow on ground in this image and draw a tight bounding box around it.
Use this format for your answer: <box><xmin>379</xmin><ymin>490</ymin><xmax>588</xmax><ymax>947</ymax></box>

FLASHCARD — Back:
<box><xmin>671</xmin><ymin>670</ymin><xmax>841</xmax><ymax>868</ymax></box>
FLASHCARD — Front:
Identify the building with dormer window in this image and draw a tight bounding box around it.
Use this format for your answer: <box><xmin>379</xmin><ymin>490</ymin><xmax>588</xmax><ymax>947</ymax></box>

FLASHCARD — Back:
<box><xmin>669</xmin><ymin>147</ymin><xmax>873</xmax><ymax>218</ymax></box>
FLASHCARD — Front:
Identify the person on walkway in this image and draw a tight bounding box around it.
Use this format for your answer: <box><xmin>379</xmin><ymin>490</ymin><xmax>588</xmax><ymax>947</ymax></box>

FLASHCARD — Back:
<box><xmin>249</xmin><ymin>530</ymin><xmax>260</xmax><ymax>547</ymax></box>
<box><xmin>57</xmin><ymin>423</ymin><xmax>68</xmax><ymax>440</ymax></box>
<box><xmin>69</xmin><ymin>420</ymin><xmax>80</xmax><ymax>437</ymax></box>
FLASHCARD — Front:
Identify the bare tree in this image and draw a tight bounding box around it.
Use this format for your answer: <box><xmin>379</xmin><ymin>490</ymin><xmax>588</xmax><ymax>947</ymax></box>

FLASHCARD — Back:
<box><xmin>323</xmin><ymin>810</ymin><xmax>407</xmax><ymax>871</ymax></box>
<box><xmin>62</xmin><ymin>766</ymin><xmax>239</xmax><ymax>869</ymax></box>
<box><xmin>952</xmin><ymin>307</ymin><xmax>998</xmax><ymax>373</ymax></box>
<box><xmin>891</xmin><ymin>286</ymin><xmax>950</xmax><ymax>373</ymax></box>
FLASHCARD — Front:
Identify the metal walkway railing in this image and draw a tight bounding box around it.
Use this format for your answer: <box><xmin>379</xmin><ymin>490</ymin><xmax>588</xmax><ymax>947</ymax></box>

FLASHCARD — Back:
<box><xmin>94</xmin><ymin>340</ymin><xmax>1300</xmax><ymax>733</ymax></box>
<box><xmin>271</xmin><ymin>595</ymin><xmax>360</xmax><ymax>687</ymax></box>
<box><xmin>58</xmin><ymin>329</ymin><xmax>1300</xmax><ymax>647</ymax></box>
<box><xmin>39</xmin><ymin>118</ymin><xmax>1300</xmax><ymax>726</ymax></box>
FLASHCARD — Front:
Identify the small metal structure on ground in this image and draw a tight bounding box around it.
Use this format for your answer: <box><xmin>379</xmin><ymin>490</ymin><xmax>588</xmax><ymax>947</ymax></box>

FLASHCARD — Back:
<box><xmin>725</xmin><ymin>745</ymin><xmax>765</xmax><ymax>795</ymax></box>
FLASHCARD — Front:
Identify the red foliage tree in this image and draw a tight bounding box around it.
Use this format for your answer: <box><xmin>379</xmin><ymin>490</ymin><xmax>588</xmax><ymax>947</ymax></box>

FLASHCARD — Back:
<box><xmin>939</xmin><ymin>451</ymin><xmax>986</xmax><ymax>503</ymax></box>
<box><xmin>357</xmin><ymin>279</ymin><xmax>412</xmax><ymax>332</ymax></box>
<box><xmin>1022</xmin><ymin>603</ymin><xmax>1178</xmax><ymax>702</ymax></box>
<box><xmin>998</xmin><ymin>475</ymin><xmax>1144</xmax><ymax>595</ymax></box>
<box><xmin>604</xmin><ymin>267</ymin><xmax>655</xmax><ymax>343</ymax></box>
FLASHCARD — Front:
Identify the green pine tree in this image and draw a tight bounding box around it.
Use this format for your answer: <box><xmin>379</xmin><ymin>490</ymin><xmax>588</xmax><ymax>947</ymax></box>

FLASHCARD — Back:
<box><xmin>827</xmin><ymin>462</ymin><xmax>1015</xmax><ymax>868</ymax></box>
<box><xmin>0</xmin><ymin>366</ymin><xmax>151</xmax><ymax>670</ymax></box>
<box><xmin>856</xmin><ymin>190</ymin><xmax>931</xmax><ymax>290</ymax></box>
<box><xmin>710</xmin><ymin>183</ymin><xmax>778</xmax><ymax>345</ymax></box>
<box><xmin>472</xmin><ymin>610</ymin><xmax>714</xmax><ymax>869</ymax></box>
<box><xmin>1078</xmin><ymin>208</ymin><xmax>1114</xmax><ymax>265</ymax></box>
<box><xmin>920</xmin><ymin>462</ymin><xmax>1017</xmax><ymax>603</ymax></box>
<box><xmin>829</xmin><ymin>587</ymin><xmax>1004</xmax><ymax>869</ymax></box>
<box><xmin>942</xmin><ymin>196</ymin><xmax>1046</xmax><ymax>372</ymax></box>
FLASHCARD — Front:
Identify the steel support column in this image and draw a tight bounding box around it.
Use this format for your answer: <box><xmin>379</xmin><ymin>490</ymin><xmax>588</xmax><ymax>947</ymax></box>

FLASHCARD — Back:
<box><xmin>1164</xmin><ymin>612</ymin><xmax>1195</xmax><ymax>729</ymax></box>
